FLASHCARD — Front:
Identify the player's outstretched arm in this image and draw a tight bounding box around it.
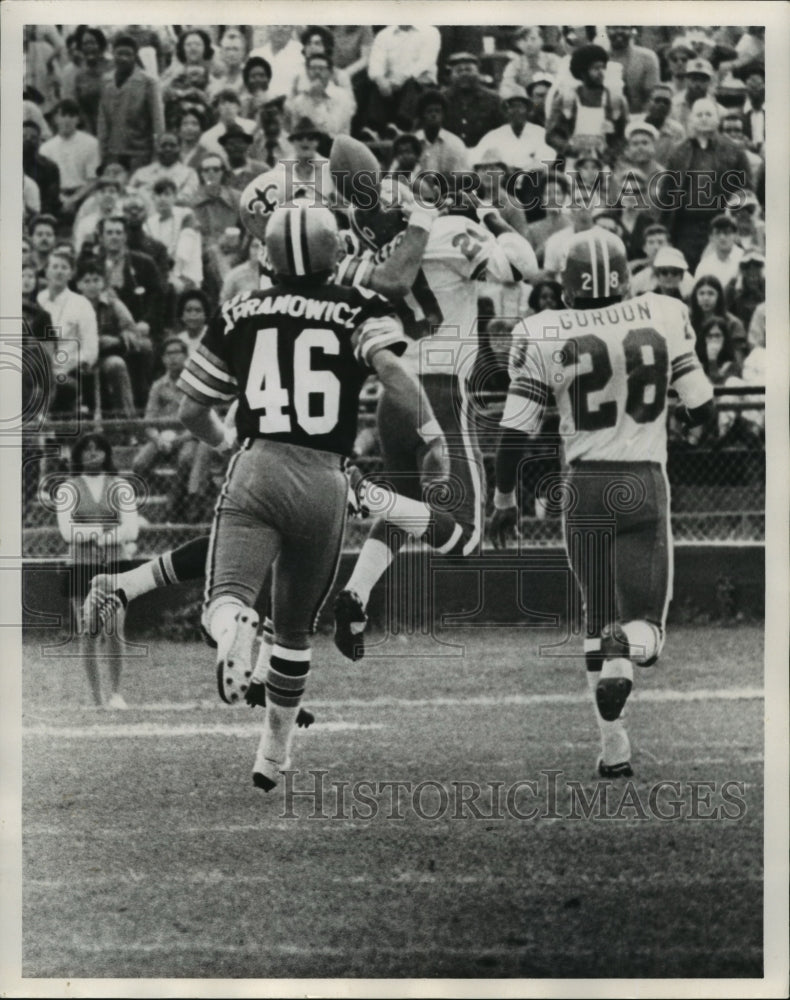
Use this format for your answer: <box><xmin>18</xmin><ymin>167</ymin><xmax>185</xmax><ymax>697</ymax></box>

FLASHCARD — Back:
<box><xmin>365</xmin><ymin>185</ymin><xmax>439</xmax><ymax>301</ymax></box>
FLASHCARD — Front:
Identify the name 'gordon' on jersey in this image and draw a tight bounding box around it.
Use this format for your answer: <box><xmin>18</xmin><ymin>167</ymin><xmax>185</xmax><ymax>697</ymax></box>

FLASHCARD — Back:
<box><xmin>178</xmin><ymin>284</ymin><xmax>407</xmax><ymax>456</ymax></box>
<box><xmin>502</xmin><ymin>291</ymin><xmax>713</xmax><ymax>464</ymax></box>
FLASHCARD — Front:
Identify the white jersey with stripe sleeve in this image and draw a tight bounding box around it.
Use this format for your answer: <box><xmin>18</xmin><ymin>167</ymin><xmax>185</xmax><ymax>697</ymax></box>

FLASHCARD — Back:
<box><xmin>337</xmin><ymin>214</ymin><xmax>537</xmax><ymax>378</ymax></box>
<box><xmin>502</xmin><ymin>291</ymin><xmax>713</xmax><ymax>465</ymax></box>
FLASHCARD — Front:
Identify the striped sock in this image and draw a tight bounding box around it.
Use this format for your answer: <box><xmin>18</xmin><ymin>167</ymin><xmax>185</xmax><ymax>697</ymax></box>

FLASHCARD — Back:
<box><xmin>257</xmin><ymin>645</ymin><xmax>311</xmax><ymax>768</ymax></box>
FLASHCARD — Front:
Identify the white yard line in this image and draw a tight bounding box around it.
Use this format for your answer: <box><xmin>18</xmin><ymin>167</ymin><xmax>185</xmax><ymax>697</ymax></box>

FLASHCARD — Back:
<box><xmin>26</xmin><ymin>871</ymin><xmax>764</xmax><ymax>890</ymax></box>
<box><xmin>24</xmin><ymin>685</ymin><xmax>764</xmax><ymax>727</ymax></box>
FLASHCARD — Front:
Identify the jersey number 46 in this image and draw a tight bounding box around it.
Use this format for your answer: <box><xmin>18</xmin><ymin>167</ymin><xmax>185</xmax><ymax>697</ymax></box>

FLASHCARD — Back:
<box><xmin>245</xmin><ymin>327</ymin><xmax>341</xmax><ymax>435</ymax></box>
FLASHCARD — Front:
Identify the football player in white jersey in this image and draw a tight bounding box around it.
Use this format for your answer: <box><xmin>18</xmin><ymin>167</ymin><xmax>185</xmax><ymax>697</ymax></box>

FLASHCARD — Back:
<box><xmin>332</xmin><ymin>186</ymin><xmax>539</xmax><ymax>660</ymax></box>
<box><xmin>491</xmin><ymin>228</ymin><xmax>714</xmax><ymax>777</ymax></box>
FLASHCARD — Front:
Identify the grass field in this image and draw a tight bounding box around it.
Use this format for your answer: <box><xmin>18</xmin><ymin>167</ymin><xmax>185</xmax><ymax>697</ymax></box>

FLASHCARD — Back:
<box><xmin>21</xmin><ymin>623</ymin><xmax>765</xmax><ymax>982</ymax></box>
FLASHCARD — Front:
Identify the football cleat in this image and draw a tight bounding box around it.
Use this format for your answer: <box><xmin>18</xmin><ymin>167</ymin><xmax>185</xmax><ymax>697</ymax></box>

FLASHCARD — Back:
<box><xmin>252</xmin><ymin>752</ymin><xmax>291</xmax><ymax>793</ymax></box>
<box><xmin>333</xmin><ymin>589</ymin><xmax>367</xmax><ymax>662</ymax></box>
<box><xmin>105</xmin><ymin>692</ymin><xmax>129</xmax><ymax>711</ymax></box>
<box><xmin>83</xmin><ymin>574</ymin><xmax>128</xmax><ymax>635</ymax></box>
<box><xmin>597</xmin><ymin>757</ymin><xmax>634</xmax><ymax>779</ymax></box>
<box><xmin>597</xmin><ymin>725</ymin><xmax>632</xmax><ymax>778</ymax></box>
<box><xmin>596</xmin><ymin>676</ymin><xmax>633</xmax><ymax>722</ymax></box>
<box><xmin>216</xmin><ymin>609</ymin><xmax>259</xmax><ymax>705</ymax></box>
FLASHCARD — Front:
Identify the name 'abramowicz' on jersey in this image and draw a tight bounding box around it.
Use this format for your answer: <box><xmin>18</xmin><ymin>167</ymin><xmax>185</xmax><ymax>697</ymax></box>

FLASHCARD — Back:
<box><xmin>177</xmin><ymin>283</ymin><xmax>406</xmax><ymax>457</ymax></box>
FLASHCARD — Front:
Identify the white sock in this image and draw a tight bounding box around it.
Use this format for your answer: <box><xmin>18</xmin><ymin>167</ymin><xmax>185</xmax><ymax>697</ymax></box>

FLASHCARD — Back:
<box><xmin>204</xmin><ymin>597</ymin><xmax>244</xmax><ymax>646</ymax></box>
<box><xmin>621</xmin><ymin>620</ymin><xmax>661</xmax><ymax>665</ymax></box>
<box><xmin>600</xmin><ymin>657</ymin><xmax>634</xmax><ymax>684</ymax></box>
<box><xmin>251</xmin><ymin>625</ymin><xmax>273</xmax><ymax>684</ymax></box>
<box><xmin>255</xmin><ymin>703</ymin><xmax>299</xmax><ymax>770</ymax></box>
<box><xmin>345</xmin><ymin>538</ymin><xmax>396</xmax><ymax>607</ymax></box>
<box><xmin>115</xmin><ymin>562</ymin><xmax>157</xmax><ymax>601</ymax></box>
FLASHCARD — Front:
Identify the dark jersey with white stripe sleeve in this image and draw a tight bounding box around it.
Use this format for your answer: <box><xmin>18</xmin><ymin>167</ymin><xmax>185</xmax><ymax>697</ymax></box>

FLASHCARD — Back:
<box><xmin>178</xmin><ymin>282</ymin><xmax>407</xmax><ymax>456</ymax></box>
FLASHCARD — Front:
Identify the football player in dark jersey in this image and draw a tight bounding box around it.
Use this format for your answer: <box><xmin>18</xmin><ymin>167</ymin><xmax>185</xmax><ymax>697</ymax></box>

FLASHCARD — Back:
<box><xmin>176</xmin><ymin>204</ymin><xmax>449</xmax><ymax>791</ymax></box>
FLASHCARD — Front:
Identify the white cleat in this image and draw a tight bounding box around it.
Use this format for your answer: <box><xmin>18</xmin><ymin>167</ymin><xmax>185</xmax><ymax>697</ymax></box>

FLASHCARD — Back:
<box><xmin>216</xmin><ymin>609</ymin><xmax>259</xmax><ymax>705</ymax></box>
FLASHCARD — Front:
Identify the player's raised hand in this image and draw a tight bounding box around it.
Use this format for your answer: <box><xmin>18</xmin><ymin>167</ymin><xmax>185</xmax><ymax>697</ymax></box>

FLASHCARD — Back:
<box><xmin>490</xmin><ymin>506</ymin><xmax>519</xmax><ymax>549</ymax></box>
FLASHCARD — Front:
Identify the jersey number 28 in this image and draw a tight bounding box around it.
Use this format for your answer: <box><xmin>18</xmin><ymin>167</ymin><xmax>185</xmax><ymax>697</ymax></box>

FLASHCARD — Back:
<box><xmin>245</xmin><ymin>327</ymin><xmax>341</xmax><ymax>435</ymax></box>
<box><xmin>563</xmin><ymin>328</ymin><xmax>669</xmax><ymax>431</ymax></box>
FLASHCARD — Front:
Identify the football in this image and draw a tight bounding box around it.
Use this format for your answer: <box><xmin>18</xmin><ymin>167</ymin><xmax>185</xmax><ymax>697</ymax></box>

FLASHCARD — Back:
<box><xmin>330</xmin><ymin>134</ymin><xmax>380</xmax><ymax>207</ymax></box>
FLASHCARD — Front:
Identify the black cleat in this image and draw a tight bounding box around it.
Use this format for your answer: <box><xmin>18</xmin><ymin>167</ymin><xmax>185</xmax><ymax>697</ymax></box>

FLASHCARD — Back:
<box><xmin>597</xmin><ymin>758</ymin><xmax>634</xmax><ymax>779</ymax></box>
<box><xmin>596</xmin><ymin>676</ymin><xmax>633</xmax><ymax>722</ymax></box>
<box><xmin>296</xmin><ymin>708</ymin><xmax>315</xmax><ymax>728</ymax></box>
<box><xmin>253</xmin><ymin>771</ymin><xmax>278</xmax><ymax>792</ymax></box>
<box><xmin>333</xmin><ymin>589</ymin><xmax>367</xmax><ymax>662</ymax></box>
<box><xmin>244</xmin><ymin>680</ymin><xmax>267</xmax><ymax>707</ymax></box>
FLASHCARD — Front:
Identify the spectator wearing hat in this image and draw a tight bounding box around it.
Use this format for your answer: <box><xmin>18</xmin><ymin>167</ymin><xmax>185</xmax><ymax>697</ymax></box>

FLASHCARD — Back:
<box><xmin>73</xmin><ymin>175</ymin><xmax>123</xmax><ymax>253</ymax></box>
<box><xmin>630</xmin><ymin>229</ymin><xmax>694</xmax><ymax>298</ymax></box>
<box><xmin>660</xmin><ymin>98</ymin><xmax>750</xmax><ymax>272</ymax></box>
<box><xmin>413</xmin><ymin>90</ymin><xmax>470</xmax><ymax>178</ymax></box>
<box><xmin>694</xmin><ymin>214</ymin><xmax>744</xmax><ymax>287</ymax></box>
<box><xmin>663</xmin><ymin>39</ymin><xmax>694</xmax><ymax>95</ymax></box>
<box><xmin>724</xmin><ymin>251</ymin><xmax>765</xmax><ymax>330</ymax></box>
<box><xmin>389</xmin><ymin>134</ymin><xmax>423</xmax><ymax>183</ymax></box>
<box><xmin>129</xmin><ymin>132</ymin><xmax>200</xmax><ymax>204</ymax></box>
<box><xmin>651</xmin><ymin>245</ymin><xmax>692</xmax><ymax>301</ymax></box>
<box><xmin>605</xmin><ymin>26</ymin><xmax>660</xmax><ymax>113</ymax></box>
<box><xmin>40</xmin><ymin>99</ymin><xmax>100</xmax><ymax>221</ymax></box>
<box><xmin>475</xmin><ymin>87</ymin><xmax>555</xmax><ymax>172</ymax></box>
<box><xmin>250</xmin><ymin>117</ymin><xmax>335</xmax><ymax>212</ymax></box>
<box><xmin>669</xmin><ymin>58</ymin><xmax>726</xmax><ymax>133</ymax></box>
<box><xmin>726</xmin><ymin>189</ymin><xmax>765</xmax><ymax>255</ymax></box>
<box><xmin>97</xmin><ymin>35</ymin><xmax>165</xmax><ymax>172</ymax></box>
<box><xmin>630</xmin><ymin>84</ymin><xmax>685</xmax><ymax>162</ymax></box>
<box><xmin>23</xmin><ymin>118</ymin><xmax>61</xmax><ymax>218</ymax></box>
<box><xmin>201</xmin><ymin>89</ymin><xmax>257</xmax><ymax>158</ymax></box>
<box><xmin>499</xmin><ymin>28</ymin><xmax>560</xmax><ymax>100</ymax></box>
<box><xmin>545</xmin><ymin>44</ymin><xmax>628</xmax><ymax>157</ymax></box>
<box><xmin>218</xmin><ymin>123</ymin><xmax>268</xmax><ymax>192</ymax></box>
<box><xmin>525</xmin><ymin>75</ymin><xmax>553</xmax><ymax>128</ymax></box>
<box><xmin>249</xmin><ymin>104</ymin><xmax>295</xmax><ymax>169</ymax></box>
<box><xmin>285</xmin><ymin>52</ymin><xmax>355</xmax><ymax>139</ymax></box>
<box><xmin>207</xmin><ymin>29</ymin><xmax>248</xmax><ymax>100</ymax></box>
<box><xmin>735</xmin><ymin>60</ymin><xmax>765</xmax><ymax>148</ymax></box>
<box><xmin>614</xmin><ymin>121</ymin><xmax>664</xmax><ymax>199</ymax></box>
<box><xmin>365</xmin><ymin>25</ymin><xmax>442</xmax><ymax>133</ymax></box>
<box><xmin>441</xmin><ymin>52</ymin><xmax>504</xmax><ymax>148</ymax></box>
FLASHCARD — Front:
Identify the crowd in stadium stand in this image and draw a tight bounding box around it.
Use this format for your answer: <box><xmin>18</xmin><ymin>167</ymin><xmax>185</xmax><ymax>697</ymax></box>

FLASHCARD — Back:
<box><xmin>22</xmin><ymin>24</ymin><xmax>767</xmax><ymax>522</ymax></box>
